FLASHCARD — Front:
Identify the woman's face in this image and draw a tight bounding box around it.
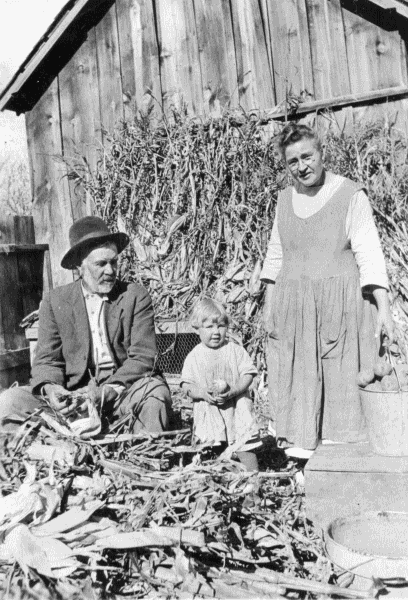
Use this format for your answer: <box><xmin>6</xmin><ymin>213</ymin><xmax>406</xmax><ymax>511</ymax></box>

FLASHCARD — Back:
<box><xmin>284</xmin><ymin>138</ymin><xmax>324</xmax><ymax>188</ymax></box>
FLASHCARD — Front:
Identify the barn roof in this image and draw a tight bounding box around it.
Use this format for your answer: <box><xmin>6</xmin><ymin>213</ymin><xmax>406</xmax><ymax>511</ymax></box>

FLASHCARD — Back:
<box><xmin>0</xmin><ymin>0</ymin><xmax>114</xmax><ymax>114</ymax></box>
<box><xmin>0</xmin><ymin>0</ymin><xmax>407</xmax><ymax>114</ymax></box>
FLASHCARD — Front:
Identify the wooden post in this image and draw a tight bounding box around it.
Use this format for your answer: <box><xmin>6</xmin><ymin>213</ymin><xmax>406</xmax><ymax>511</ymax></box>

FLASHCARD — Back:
<box><xmin>0</xmin><ymin>216</ymin><xmax>49</xmax><ymax>389</ymax></box>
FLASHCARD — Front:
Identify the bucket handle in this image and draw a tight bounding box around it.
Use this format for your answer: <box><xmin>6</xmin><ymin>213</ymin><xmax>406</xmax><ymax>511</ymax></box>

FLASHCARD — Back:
<box><xmin>387</xmin><ymin>348</ymin><xmax>402</xmax><ymax>392</ymax></box>
<box><xmin>374</xmin><ymin>577</ymin><xmax>408</xmax><ymax>588</ymax></box>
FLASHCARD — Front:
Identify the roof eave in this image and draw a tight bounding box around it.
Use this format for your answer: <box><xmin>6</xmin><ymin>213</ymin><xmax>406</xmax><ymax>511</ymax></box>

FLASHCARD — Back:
<box><xmin>0</xmin><ymin>0</ymin><xmax>108</xmax><ymax>114</ymax></box>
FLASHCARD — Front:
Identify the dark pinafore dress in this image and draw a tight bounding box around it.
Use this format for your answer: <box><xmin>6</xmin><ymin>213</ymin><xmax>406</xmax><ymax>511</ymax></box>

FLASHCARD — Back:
<box><xmin>267</xmin><ymin>178</ymin><xmax>378</xmax><ymax>450</ymax></box>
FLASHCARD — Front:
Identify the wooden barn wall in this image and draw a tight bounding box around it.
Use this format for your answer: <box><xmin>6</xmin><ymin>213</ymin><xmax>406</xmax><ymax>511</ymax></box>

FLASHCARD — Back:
<box><xmin>25</xmin><ymin>0</ymin><xmax>408</xmax><ymax>287</ymax></box>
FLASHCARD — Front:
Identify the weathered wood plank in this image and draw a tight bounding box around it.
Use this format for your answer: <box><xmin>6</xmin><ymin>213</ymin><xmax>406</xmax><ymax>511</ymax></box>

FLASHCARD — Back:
<box><xmin>16</xmin><ymin>254</ymin><xmax>44</xmax><ymax>320</ymax></box>
<box><xmin>305</xmin><ymin>0</ymin><xmax>332</xmax><ymax>99</ymax></box>
<box><xmin>259</xmin><ymin>0</ymin><xmax>273</xmax><ymax>90</ymax></box>
<box><xmin>230</xmin><ymin>0</ymin><xmax>275</xmax><ymax>111</ymax></box>
<box><xmin>305</xmin><ymin>443</ymin><xmax>408</xmax><ymax>528</ymax></box>
<box><xmin>95</xmin><ymin>4</ymin><xmax>125</xmax><ymax>132</ymax></box>
<box><xmin>25</xmin><ymin>78</ymin><xmax>73</xmax><ymax>288</ymax></box>
<box><xmin>13</xmin><ymin>218</ymin><xmax>41</xmax><ymax>318</ymax></box>
<box><xmin>116</xmin><ymin>0</ymin><xmax>162</xmax><ymax>119</ymax></box>
<box><xmin>193</xmin><ymin>0</ymin><xmax>239</xmax><ymax>114</ymax></box>
<box><xmin>389</xmin><ymin>98</ymin><xmax>408</xmax><ymax>130</ymax></box>
<box><xmin>324</xmin><ymin>0</ymin><xmax>353</xmax><ymax>132</ymax></box>
<box><xmin>326</xmin><ymin>0</ymin><xmax>351</xmax><ymax>97</ymax></box>
<box><xmin>155</xmin><ymin>0</ymin><xmax>203</xmax><ymax>114</ymax></box>
<box><xmin>0</xmin><ymin>216</ymin><xmax>14</xmax><ymax>386</ymax></box>
<box><xmin>343</xmin><ymin>4</ymin><xmax>407</xmax><ymax>94</ymax></box>
<box><xmin>267</xmin><ymin>0</ymin><xmax>314</xmax><ymax>105</ymax></box>
<box><xmin>260</xmin><ymin>85</ymin><xmax>408</xmax><ymax>121</ymax></box>
<box><xmin>0</xmin><ymin>219</ymin><xmax>47</xmax><ymax>386</ymax></box>
<box><xmin>0</xmin><ymin>215</ymin><xmax>15</xmax><ymax>244</ymax></box>
<box><xmin>305</xmin><ymin>470</ymin><xmax>408</xmax><ymax>529</ymax></box>
<box><xmin>0</xmin><ymin>348</ymin><xmax>30</xmax><ymax>371</ymax></box>
<box><xmin>13</xmin><ymin>216</ymin><xmax>35</xmax><ymax>245</ymax></box>
<box><xmin>307</xmin><ymin>442</ymin><xmax>408</xmax><ymax>473</ymax></box>
<box><xmin>59</xmin><ymin>29</ymin><xmax>102</xmax><ymax>219</ymax></box>
<box><xmin>305</xmin><ymin>0</ymin><xmax>351</xmax><ymax>100</ymax></box>
<box><xmin>0</xmin><ymin>255</ymin><xmax>26</xmax><ymax>355</ymax></box>
<box><xmin>0</xmin><ymin>245</ymin><xmax>48</xmax><ymax>254</ymax></box>
<box><xmin>352</xmin><ymin>96</ymin><xmax>408</xmax><ymax>131</ymax></box>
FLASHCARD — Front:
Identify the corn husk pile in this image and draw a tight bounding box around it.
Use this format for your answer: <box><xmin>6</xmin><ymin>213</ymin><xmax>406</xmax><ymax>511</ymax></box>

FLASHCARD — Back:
<box><xmin>0</xmin><ymin>401</ymin><xmax>377</xmax><ymax>600</ymax></box>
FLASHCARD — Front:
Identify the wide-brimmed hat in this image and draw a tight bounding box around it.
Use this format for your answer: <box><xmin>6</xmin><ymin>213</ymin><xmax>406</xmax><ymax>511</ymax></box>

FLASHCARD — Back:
<box><xmin>61</xmin><ymin>216</ymin><xmax>129</xmax><ymax>269</ymax></box>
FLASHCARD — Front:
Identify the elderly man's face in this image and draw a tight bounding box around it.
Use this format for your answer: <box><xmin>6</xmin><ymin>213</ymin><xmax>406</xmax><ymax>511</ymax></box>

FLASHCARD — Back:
<box><xmin>79</xmin><ymin>242</ymin><xmax>118</xmax><ymax>294</ymax></box>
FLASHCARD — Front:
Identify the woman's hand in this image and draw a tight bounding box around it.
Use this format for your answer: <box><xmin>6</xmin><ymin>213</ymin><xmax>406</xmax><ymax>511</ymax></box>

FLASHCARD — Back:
<box><xmin>263</xmin><ymin>281</ymin><xmax>275</xmax><ymax>334</ymax></box>
<box><xmin>372</xmin><ymin>286</ymin><xmax>395</xmax><ymax>347</ymax></box>
<box><xmin>375</xmin><ymin>308</ymin><xmax>395</xmax><ymax>347</ymax></box>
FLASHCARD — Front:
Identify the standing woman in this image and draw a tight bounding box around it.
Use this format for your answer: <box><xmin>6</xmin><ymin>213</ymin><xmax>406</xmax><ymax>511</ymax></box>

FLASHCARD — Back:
<box><xmin>261</xmin><ymin>123</ymin><xmax>394</xmax><ymax>457</ymax></box>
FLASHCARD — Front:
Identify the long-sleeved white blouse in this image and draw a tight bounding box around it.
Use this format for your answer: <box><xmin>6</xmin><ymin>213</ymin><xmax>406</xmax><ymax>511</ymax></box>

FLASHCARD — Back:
<box><xmin>260</xmin><ymin>171</ymin><xmax>389</xmax><ymax>289</ymax></box>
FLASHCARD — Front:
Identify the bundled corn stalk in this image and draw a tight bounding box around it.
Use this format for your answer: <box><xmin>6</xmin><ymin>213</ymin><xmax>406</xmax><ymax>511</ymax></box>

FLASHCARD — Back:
<box><xmin>0</xmin><ymin>409</ymin><xmax>376</xmax><ymax>600</ymax></box>
<box><xmin>324</xmin><ymin>123</ymin><xmax>408</xmax><ymax>360</ymax></box>
<box><xmin>64</xmin><ymin>113</ymin><xmax>408</xmax><ymax>375</ymax></box>
<box><xmin>66</xmin><ymin>109</ymin><xmax>283</xmax><ymax>374</ymax></box>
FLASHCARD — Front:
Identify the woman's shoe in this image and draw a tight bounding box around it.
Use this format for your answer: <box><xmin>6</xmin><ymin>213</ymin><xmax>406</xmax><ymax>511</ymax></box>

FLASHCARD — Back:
<box><xmin>284</xmin><ymin>447</ymin><xmax>314</xmax><ymax>459</ymax></box>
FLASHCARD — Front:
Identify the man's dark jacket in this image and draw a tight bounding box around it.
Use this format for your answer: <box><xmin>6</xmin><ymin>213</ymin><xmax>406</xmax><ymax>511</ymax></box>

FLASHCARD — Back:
<box><xmin>31</xmin><ymin>280</ymin><xmax>158</xmax><ymax>393</ymax></box>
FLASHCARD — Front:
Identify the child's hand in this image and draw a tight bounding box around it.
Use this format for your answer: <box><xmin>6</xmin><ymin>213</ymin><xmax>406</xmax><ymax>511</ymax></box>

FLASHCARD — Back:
<box><xmin>187</xmin><ymin>386</ymin><xmax>215</xmax><ymax>404</ymax></box>
<box><xmin>213</xmin><ymin>389</ymin><xmax>236</xmax><ymax>405</ymax></box>
<box><xmin>206</xmin><ymin>393</ymin><xmax>222</xmax><ymax>405</ymax></box>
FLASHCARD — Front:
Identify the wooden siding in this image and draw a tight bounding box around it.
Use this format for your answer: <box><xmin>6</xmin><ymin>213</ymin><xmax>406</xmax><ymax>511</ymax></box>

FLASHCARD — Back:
<box><xmin>193</xmin><ymin>0</ymin><xmax>238</xmax><ymax>113</ymax></box>
<box><xmin>116</xmin><ymin>0</ymin><xmax>162</xmax><ymax>118</ymax></box>
<box><xmin>24</xmin><ymin>0</ymin><xmax>408</xmax><ymax>284</ymax></box>
<box><xmin>26</xmin><ymin>80</ymin><xmax>74</xmax><ymax>287</ymax></box>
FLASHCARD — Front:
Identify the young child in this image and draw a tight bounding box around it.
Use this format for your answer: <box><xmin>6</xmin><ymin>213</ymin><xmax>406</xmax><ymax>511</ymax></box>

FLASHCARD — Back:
<box><xmin>181</xmin><ymin>298</ymin><xmax>260</xmax><ymax>471</ymax></box>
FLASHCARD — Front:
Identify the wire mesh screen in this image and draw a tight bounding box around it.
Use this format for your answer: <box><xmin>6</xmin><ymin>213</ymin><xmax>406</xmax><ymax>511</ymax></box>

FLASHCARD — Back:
<box><xmin>156</xmin><ymin>332</ymin><xmax>200</xmax><ymax>375</ymax></box>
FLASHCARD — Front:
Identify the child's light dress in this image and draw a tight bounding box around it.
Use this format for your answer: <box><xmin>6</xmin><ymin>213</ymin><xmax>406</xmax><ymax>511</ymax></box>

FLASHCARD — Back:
<box><xmin>181</xmin><ymin>341</ymin><xmax>260</xmax><ymax>451</ymax></box>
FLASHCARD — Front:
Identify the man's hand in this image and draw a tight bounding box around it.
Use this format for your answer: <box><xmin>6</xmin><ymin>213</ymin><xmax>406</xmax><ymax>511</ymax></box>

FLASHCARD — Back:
<box><xmin>93</xmin><ymin>384</ymin><xmax>119</xmax><ymax>405</ymax></box>
<box><xmin>43</xmin><ymin>384</ymin><xmax>73</xmax><ymax>416</ymax></box>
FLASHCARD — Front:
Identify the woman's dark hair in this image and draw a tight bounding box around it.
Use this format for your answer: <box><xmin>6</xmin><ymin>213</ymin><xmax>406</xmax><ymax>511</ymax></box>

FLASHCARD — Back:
<box><xmin>276</xmin><ymin>123</ymin><xmax>322</xmax><ymax>159</ymax></box>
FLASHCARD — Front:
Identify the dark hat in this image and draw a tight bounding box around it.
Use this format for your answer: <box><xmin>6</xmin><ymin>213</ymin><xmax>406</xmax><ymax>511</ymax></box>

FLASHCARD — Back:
<box><xmin>61</xmin><ymin>216</ymin><xmax>129</xmax><ymax>269</ymax></box>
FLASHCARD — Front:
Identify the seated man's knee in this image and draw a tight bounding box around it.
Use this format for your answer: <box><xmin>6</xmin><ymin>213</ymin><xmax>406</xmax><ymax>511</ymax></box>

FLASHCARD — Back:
<box><xmin>0</xmin><ymin>386</ymin><xmax>41</xmax><ymax>430</ymax></box>
<box><xmin>134</xmin><ymin>381</ymin><xmax>171</xmax><ymax>432</ymax></box>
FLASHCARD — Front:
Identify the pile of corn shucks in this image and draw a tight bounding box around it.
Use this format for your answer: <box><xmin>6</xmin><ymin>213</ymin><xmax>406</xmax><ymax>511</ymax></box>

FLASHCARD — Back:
<box><xmin>0</xmin><ymin>407</ymin><xmax>374</xmax><ymax>600</ymax></box>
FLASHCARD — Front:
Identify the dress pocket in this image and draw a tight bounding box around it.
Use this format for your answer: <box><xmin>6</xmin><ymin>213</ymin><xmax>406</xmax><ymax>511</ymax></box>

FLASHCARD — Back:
<box><xmin>265</xmin><ymin>288</ymin><xmax>280</xmax><ymax>340</ymax></box>
<box><xmin>319</xmin><ymin>278</ymin><xmax>348</xmax><ymax>359</ymax></box>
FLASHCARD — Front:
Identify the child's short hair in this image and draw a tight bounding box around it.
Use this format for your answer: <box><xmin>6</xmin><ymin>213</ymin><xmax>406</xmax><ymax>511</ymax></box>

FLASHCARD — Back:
<box><xmin>190</xmin><ymin>298</ymin><xmax>230</xmax><ymax>329</ymax></box>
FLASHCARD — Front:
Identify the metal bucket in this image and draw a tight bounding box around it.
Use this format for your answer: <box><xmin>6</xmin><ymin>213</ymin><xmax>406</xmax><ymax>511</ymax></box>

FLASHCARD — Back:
<box><xmin>325</xmin><ymin>512</ymin><xmax>408</xmax><ymax>595</ymax></box>
<box><xmin>360</xmin><ymin>386</ymin><xmax>408</xmax><ymax>456</ymax></box>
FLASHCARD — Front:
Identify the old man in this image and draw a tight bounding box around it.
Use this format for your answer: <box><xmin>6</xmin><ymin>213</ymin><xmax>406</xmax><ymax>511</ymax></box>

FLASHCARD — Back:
<box><xmin>0</xmin><ymin>216</ymin><xmax>171</xmax><ymax>432</ymax></box>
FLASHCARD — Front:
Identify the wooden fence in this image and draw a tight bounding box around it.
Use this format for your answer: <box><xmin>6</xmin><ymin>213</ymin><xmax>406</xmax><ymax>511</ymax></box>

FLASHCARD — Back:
<box><xmin>24</xmin><ymin>0</ymin><xmax>408</xmax><ymax>286</ymax></box>
<box><xmin>0</xmin><ymin>216</ymin><xmax>51</xmax><ymax>389</ymax></box>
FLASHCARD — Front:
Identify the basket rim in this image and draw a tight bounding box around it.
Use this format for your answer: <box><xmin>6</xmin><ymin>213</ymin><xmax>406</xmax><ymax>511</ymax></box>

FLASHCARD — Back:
<box><xmin>359</xmin><ymin>386</ymin><xmax>408</xmax><ymax>394</ymax></box>
<box><xmin>325</xmin><ymin>511</ymin><xmax>408</xmax><ymax>560</ymax></box>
